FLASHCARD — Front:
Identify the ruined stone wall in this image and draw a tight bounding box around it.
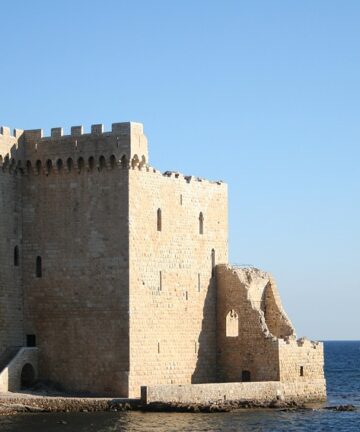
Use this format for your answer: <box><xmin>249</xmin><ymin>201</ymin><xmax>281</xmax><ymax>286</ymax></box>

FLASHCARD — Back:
<box><xmin>217</xmin><ymin>265</ymin><xmax>280</xmax><ymax>382</ymax></box>
<box><xmin>128</xmin><ymin>169</ymin><xmax>228</xmax><ymax>397</ymax></box>
<box><xmin>217</xmin><ymin>265</ymin><xmax>325</xmax><ymax>389</ymax></box>
<box><xmin>0</xmin><ymin>129</ymin><xmax>23</xmax><ymax>351</ymax></box>
<box><xmin>18</xmin><ymin>123</ymin><xmax>145</xmax><ymax>396</ymax></box>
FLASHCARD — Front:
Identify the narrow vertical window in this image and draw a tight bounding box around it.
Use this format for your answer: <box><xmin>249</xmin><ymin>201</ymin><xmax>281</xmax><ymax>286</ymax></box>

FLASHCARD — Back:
<box><xmin>46</xmin><ymin>159</ymin><xmax>52</xmax><ymax>174</ymax></box>
<box><xmin>157</xmin><ymin>208</ymin><xmax>162</xmax><ymax>232</ymax></box>
<box><xmin>36</xmin><ymin>256</ymin><xmax>42</xmax><ymax>278</ymax></box>
<box><xmin>35</xmin><ymin>160</ymin><xmax>42</xmax><ymax>175</ymax></box>
<box><xmin>180</xmin><ymin>194</ymin><xmax>183</xmax><ymax>205</ymax></box>
<box><xmin>198</xmin><ymin>273</ymin><xmax>201</xmax><ymax>292</ymax></box>
<box><xmin>121</xmin><ymin>155</ymin><xmax>127</xmax><ymax>168</ymax></box>
<box><xmin>77</xmin><ymin>157</ymin><xmax>85</xmax><ymax>173</ymax></box>
<box><xmin>110</xmin><ymin>155</ymin><xmax>116</xmax><ymax>169</ymax></box>
<box><xmin>199</xmin><ymin>212</ymin><xmax>204</xmax><ymax>234</ymax></box>
<box><xmin>99</xmin><ymin>155</ymin><xmax>106</xmax><ymax>171</ymax></box>
<box><xmin>159</xmin><ymin>271</ymin><xmax>162</xmax><ymax>291</ymax></box>
<box><xmin>88</xmin><ymin>156</ymin><xmax>95</xmax><ymax>171</ymax></box>
<box><xmin>226</xmin><ymin>310</ymin><xmax>239</xmax><ymax>337</ymax></box>
<box><xmin>14</xmin><ymin>246</ymin><xmax>19</xmax><ymax>267</ymax></box>
<box><xmin>211</xmin><ymin>249</ymin><xmax>216</xmax><ymax>277</ymax></box>
<box><xmin>157</xmin><ymin>342</ymin><xmax>161</xmax><ymax>354</ymax></box>
<box><xmin>300</xmin><ymin>366</ymin><xmax>304</xmax><ymax>377</ymax></box>
<box><xmin>26</xmin><ymin>161</ymin><xmax>32</xmax><ymax>175</ymax></box>
<box><xmin>56</xmin><ymin>159</ymin><xmax>63</xmax><ymax>173</ymax></box>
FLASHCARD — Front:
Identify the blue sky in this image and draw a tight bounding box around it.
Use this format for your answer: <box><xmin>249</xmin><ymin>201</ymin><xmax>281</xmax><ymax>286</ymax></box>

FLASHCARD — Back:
<box><xmin>1</xmin><ymin>0</ymin><xmax>359</xmax><ymax>339</ymax></box>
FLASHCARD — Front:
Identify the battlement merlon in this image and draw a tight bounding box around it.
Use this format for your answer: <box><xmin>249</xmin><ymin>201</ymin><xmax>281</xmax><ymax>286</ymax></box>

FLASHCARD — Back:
<box><xmin>0</xmin><ymin>122</ymin><xmax>148</xmax><ymax>164</ymax></box>
<box><xmin>0</xmin><ymin>127</ymin><xmax>24</xmax><ymax>159</ymax></box>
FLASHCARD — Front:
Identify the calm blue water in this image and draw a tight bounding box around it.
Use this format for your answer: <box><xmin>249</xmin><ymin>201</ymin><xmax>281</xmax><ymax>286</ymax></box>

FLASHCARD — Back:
<box><xmin>1</xmin><ymin>341</ymin><xmax>359</xmax><ymax>431</ymax></box>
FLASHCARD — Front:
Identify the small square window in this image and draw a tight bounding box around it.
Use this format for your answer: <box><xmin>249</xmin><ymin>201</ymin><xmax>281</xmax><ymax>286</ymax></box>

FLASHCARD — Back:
<box><xmin>26</xmin><ymin>334</ymin><xmax>36</xmax><ymax>347</ymax></box>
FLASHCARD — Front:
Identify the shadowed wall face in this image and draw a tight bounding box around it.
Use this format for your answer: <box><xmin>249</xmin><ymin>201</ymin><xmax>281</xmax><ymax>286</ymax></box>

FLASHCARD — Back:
<box><xmin>0</xmin><ymin>131</ymin><xmax>23</xmax><ymax>351</ymax></box>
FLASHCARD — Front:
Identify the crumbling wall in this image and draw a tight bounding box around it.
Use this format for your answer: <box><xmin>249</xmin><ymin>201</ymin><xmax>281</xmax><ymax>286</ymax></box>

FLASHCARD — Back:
<box><xmin>216</xmin><ymin>265</ymin><xmax>325</xmax><ymax>390</ymax></box>
<box><xmin>261</xmin><ymin>278</ymin><xmax>294</xmax><ymax>339</ymax></box>
<box><xmin>216</xmin><ymin>266</ymin><xmax>282</xmax><ymax>382</ymax></box>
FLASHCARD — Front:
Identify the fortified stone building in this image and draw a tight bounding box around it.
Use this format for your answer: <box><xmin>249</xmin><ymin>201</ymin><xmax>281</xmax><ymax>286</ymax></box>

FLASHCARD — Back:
<box><xmin>0</xmin><ymin>122</ymin><xmax>326</xmax><ymax>401</ymax></box>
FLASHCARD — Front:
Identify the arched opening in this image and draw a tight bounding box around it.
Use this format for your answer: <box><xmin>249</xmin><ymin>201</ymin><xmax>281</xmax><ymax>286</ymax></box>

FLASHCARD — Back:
<box><xmin>36</xmin><ymin>256</ymin><xmax>42</xmax><ymax>278</ymax></box>
<box><xmin>226</xmin><ymin>309</ymin><xmax>239</xmax><ymax>337</ymax></box>
<box><xmin>241</xmin><ymin>370</ymin><xmax>251</xmax><ymax>382</ymax></box>
<box><xmin>121</xmin><ymin>155</ymin><xmax>127</xmax><ymax>168</ymax></box>
<box><xmin>66</xmin><ymin>158</ymin><xmax>73</xmax><ymax>172</ymax></box>
<box><xmin>14</xmin><ymin>246</ymin><xmax>19</xmax><ymax>267</ymax></box>
<box><xmin>9</xmin><ymin>159</ymin><xmax>15</xmax><ymax>173</ymax></box>
<box><xmin>46</xmin><ymin>159</ymin><xmax>52</xmax><ymax>174</ymax></box>
<box><xmin>110</xmin><ymin>155</ymin><xmax>116</xmax><ymax>169</ymax></box>
<box><xmin>26</xmin><ymin>161</ymin><xmax>32</xmax><ymax>175</ymax></box>
<box><xmin>131</xmin><ymin>154</ymin><xmax>139</xmax><ymax>169</ymax></box>
<box><xmin>157</xmin><ymin>208</ymin><xmax>162</xmax><ymax>232</ymax></box>
<box><xmin>56</xmin><ymin>159</ymin><xmax>63</xmax><ymax>173</ymax></box>
<box><xmin>199</xmin><ymin>212</ymin><xmax>204</xmax><ymax>235</ymax></box>
<box><xmin>35</xmin><ymin>160</ymin><xmax>42</xmax><ymax>175</ymax></box>
<box><xmin>211</xmin><ymin>248</ymin><xmax>216</xmax><ymax>277</ymax></box>
<box><xmin>77</xmin><ymin>157</ymin><xmax>85</xmax><ymax>173</ymax></box>
<box><xmin>99</xmin><ymin>155</ymin><xmax>106</xmax><ymax>171</ymax></box>
<box><xmin>16</xmin><ymin>160</ymin><xmax>23</xmax><ymax>175</ymax></box>
<box><xmin>21</xmin><ymin>363</ymin><xmax>36</xmax><ymax>389</ymax></box>
<box><xmin>88</xmin><ymin>156</ymin><xmax>95</xmax><ymax>171</ymax></box>
<box><xmin>3</xmin><ymin>156</ymin><xmax>9</xmax><ymax>170</ymax></box>
<box><xmin>140</xmin><ymin>155</ymin><xmax>146</xmax><ymax>168</ymax></box>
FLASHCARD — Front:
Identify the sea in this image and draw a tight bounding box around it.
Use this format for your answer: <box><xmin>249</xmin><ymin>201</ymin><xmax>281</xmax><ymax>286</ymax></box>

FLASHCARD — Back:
<box><xmin>0</xmin><ymin>341</ymin><xmax>359</xmax><ymax>432</ymax></box>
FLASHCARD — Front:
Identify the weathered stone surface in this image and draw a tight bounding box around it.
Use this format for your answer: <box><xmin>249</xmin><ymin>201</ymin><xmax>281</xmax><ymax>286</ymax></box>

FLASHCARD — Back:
<box><xmin>0</xmin><ymin>122</ymin><xmax>325</xmax><ymax>402</ymax></box>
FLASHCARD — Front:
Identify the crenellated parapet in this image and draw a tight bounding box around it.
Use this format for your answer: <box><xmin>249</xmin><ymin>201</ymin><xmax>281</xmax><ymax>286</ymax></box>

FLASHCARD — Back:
<box><xmin>0</xmin><ymin>122</ymin><xmax>148</xmax><ymax>174</ymax></box>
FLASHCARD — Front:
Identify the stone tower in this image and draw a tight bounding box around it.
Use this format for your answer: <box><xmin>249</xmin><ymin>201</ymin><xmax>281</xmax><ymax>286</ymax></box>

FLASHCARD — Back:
<box><xmin>0</xmin><ymin>121</ymin><xmax>325</xmax><ymax>401</ymax></box>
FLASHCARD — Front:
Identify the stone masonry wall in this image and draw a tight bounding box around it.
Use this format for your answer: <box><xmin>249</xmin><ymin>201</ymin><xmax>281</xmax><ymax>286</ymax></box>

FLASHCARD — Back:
<box><xmin>128</xmin><ymin>169</ymin><xmax>228</xmax><ymax>397</ymax></box>
<box><xmin>216</xmin><ymin>266</ymin><xmax>283</xmax><ymax>382</ymax></box>
<box><xmin>142</xmin><ymin>379</ymin><xmax>326</xmax><ymax>404</ymax></box>
<box><xmin>278</xmin><ymin>338</ymin><xmax>325</xmax><ymax>383</ymax></box>
<box><xmin>0</xmin><ymin>130</ymin><xmax>23</xmax><ymax>352</ymax></box>
<box><xmin>18</xmin><ymin>124</ymin><xmax>145</xmax><ymax>396</ymax></box>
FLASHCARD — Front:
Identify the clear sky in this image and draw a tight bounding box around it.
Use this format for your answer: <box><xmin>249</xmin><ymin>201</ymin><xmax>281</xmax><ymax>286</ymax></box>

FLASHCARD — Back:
<box><xmin>1</xmin><ymin>0</ymin><xmax>359</xmax><ymax>340</ymax></box>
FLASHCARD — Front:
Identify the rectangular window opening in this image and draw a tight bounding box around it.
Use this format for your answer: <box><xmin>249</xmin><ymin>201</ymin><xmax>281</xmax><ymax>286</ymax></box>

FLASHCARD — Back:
<box><xmin>26</xmin><ymin>334</ymin><xmax>36</xmax><ymax>347</ymax></box>
<box><xmin>300</xmin><ymin>366</ymin><xmax>304</xmax><ymax>377</ymax></box>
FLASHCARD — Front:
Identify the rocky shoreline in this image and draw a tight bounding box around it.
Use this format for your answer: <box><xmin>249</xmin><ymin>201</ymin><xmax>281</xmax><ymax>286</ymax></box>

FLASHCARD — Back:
<box><xmin>0</xmin><ymin>394</ymin><xmax>356</xmax><ymax>415</ymax></box>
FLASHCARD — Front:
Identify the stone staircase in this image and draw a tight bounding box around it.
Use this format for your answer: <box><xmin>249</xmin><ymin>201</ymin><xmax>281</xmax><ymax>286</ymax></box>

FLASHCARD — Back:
<box><xmin>0</xmin><ymin>346</ymin><xmax>38</xmax><ymax>392</ymax></box>
<box><xmin>0</xmin><ymin>347</ymin><xmax>21</xmax><ymax>373</ymax></box>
